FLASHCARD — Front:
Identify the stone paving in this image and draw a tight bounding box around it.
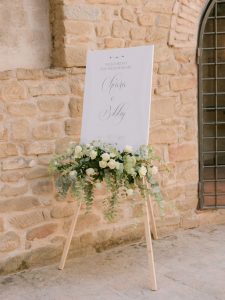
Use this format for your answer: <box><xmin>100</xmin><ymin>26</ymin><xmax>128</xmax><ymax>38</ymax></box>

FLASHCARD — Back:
<box><xmin>0</xmin><ymin>224</ymin><xmax>225</xmax><ymax>300</ymax></box>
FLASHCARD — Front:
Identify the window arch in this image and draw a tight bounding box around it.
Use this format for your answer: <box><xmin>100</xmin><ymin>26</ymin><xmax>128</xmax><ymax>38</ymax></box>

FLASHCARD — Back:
<box><xmin>198</xmin><ymin>0</ymin><xmax>225</xmax><ymax>208</ymax></box>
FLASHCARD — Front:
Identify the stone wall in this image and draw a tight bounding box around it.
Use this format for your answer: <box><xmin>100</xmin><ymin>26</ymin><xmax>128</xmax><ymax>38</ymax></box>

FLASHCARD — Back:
<box><xmin>1</xmin><ymin>0</ymin><xmax>225</xmax><ymax>275</ymax></box>
<box><xmin>0</xmin><ymin>0</ymin><xmax>51</xmax><ymax>71</ymax></box>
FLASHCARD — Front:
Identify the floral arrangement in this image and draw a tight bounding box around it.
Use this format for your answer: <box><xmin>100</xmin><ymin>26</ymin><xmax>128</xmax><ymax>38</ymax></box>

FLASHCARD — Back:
<box><xmin>49</xmin><ymin>141</ymin><xmax>162</xmax><ymax>219</ymax></box>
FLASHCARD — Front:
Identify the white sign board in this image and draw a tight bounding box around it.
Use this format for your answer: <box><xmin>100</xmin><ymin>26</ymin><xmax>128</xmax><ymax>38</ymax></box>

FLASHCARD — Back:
<box><xmin>80</xmin><ymin>46</ymin><xmax>154</xmax><ymax>150</ymax></box>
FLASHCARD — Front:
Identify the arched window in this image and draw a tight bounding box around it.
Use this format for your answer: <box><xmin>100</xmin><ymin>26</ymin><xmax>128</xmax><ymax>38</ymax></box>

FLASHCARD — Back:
<box><xmin>198</xmin><ymin>0</ymin><xmax>225</xmax><ymax>208</ymax></box>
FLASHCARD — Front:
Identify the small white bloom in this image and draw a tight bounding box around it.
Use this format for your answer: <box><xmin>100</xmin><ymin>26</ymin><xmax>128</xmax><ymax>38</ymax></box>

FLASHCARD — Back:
<box><xmin>89</xmin><ymin>150</ymin><xmax>97</xmax><ymax>160</ymax></box>
<box><xmin>124</xmin><ymin>145</ymin><xmax>133</xmax><ymax>153</ymax></box>
<box><xmin>101</xmin><ymin>153</ymin><xmax>110</xmax><ymax>161</ymax></box>
<box><xmin>86</xmin><ymin>168</ymin><xmax>95</xmax><ymax>176</ymax></box>
<box><xmin>108</xmin><ymin>159</ymin><xmax>116</xmax><ymax>169</ymax></box>
<box><xmin>152</xmin><ymin>166</ymin><xmax>158</xmax><ymax>175</ymax></box>
<box><xmin>139</xmin><ymin>166</ymin><xmax>147</xmax><ymax>177</ymax></box>
<box><xmin>115</xmin><ymin>162</ymin><xmax>121</xmax><ymax>170</ymax></box>
<box><xmin>99</xmin><ymin>160</ymin><xmax>107</xmax><ymax>168</ymax></box>
<box><xmin>75</xmin><ymin>145</ymin><xmax>82</xmax><ymax>154</ymax></box>
<box><xmin>110</xmin><ymin>152</ymin><xmax>116</xmax><ymax>158</ymax></box>
<box><xmin>69</xmin><ymin>170</ymin><xmax>77</xmax><ymax>177</ymax></box>
<box><xmin>29</xmin><ymin>160</ymin><xmax>37</xmax><ymax>167</ymax></box>
<box><xmin>86</xmin><ymin>143</ymin><xmax>90</xmax><ymax>148</ymax></box>
<box><xmin>127</xmin><ymin>189</ymin><xmax>133</xmax><ymax>196</ymax></box>
<box><xmin>96</xmin><ymin>182</ymin><xmax>102</xmax><ymax>189</ymax></box>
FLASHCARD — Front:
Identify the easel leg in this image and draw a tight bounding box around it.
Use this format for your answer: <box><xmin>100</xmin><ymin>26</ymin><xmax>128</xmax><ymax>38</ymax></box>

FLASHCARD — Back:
<box><xmin>147</xmin><ymin>196</ymin><xmax>158</xmax><ymax>240</ymax></box>
<box><xmin>144</xmin><ymin>200</ymin><xmax>157</xmax><ymax>291</ymax></box>
<box><xmin>145</xmin><ymin>180</ymin><xmax>158</xmax><ymax>240</ymax></box>
<box><xmin>58</xmin><ymin>202</ymin><xmax>81</xmax><ymax>270</ymax></box>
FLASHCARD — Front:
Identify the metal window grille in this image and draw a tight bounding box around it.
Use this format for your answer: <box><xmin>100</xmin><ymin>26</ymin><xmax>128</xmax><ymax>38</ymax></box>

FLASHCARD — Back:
<box><xmin>198</xmin><ymin>0</ymin><xmax>225</xmax><ymax>208</ymax></box>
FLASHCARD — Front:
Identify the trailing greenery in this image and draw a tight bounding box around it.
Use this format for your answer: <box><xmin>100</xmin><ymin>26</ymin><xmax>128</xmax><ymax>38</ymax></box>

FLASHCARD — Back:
<box><xmin>49</xmin><ymin>141</ymin><xmax>162</xmax><ymax>219</ymax></box>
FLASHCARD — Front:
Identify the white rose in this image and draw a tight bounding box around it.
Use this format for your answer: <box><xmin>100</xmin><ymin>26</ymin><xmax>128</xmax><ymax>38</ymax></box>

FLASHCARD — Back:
<box><xmin>139</xmin><ymin>166</ymin><xmax>147</xmax><ymax>177</ymax></box>
<box><xmin>152</xmin><ymin>166</ymin><xmax>158</xmax><ymax>175</ymax></box>
<box><xmin>110</xmin><ymin>152</ymin><xmax>116</xmax><ymax>158</ymax></box>
<box><xmin>86</xmin><ymin>143</ymin><xmax>90</xmax><ymax>148</ymax></box>
<box><xmin>99</xmin><ymin>160</ymin><xmax>107</xmax><ymax>168</ymax></box>
<box><xmin>101</xmin><ymin>153</ymin><xmax>110</xmax><ymax>161</ymax></box>
<box><xmin>86</xmin><ymin>168</ymin><xmax>95</xmax><ymax>176</ymax></box>
<box><xmin>89</xmin><ymin>150</ymin><xmax>97</xmax><ymax>160</ymax></box>
<box><xmin>124</xmin><ymin>145</ymin><xmax>133</xmax><ymax>153</ymax></box>
<box><xmin>75</xmin><ymin>145</ymin><xmax>82</xmax><ymax>154</ymax></box>
<box><xmin>108</xmin><ymin>159</ymin><xmax>116</xmax><ymax>169</ymax></box>
<box><xmin>69</xmin><ymin>170</ymin><xmax>77</xmax><ymax>177</ymax></box>
<box><xmin>127</xmin><ymin>189</ymin><xmax>133</xmax><ymax>196</ymax></box>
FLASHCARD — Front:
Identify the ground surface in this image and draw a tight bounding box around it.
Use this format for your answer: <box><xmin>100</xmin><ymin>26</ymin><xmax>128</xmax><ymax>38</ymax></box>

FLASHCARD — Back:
<box><xmin>0</xmin><ymin>224</ymin><xmax>225</xmax><ymax>300</ymax></box>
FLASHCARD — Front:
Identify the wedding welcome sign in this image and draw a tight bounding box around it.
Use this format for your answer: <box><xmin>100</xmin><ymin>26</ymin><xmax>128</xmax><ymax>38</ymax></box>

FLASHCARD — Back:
<box><xmin>80</xmin><ymin>45</ymin><xmax>154</xmax><ymax>150</ymax></box>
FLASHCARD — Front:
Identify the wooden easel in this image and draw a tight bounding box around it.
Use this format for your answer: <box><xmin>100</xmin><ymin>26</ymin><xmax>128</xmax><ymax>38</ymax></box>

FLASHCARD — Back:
<box><xmin>58</xmin><ymin>180</ymin><xmax>158</xmax><ymax>291</ymax></box>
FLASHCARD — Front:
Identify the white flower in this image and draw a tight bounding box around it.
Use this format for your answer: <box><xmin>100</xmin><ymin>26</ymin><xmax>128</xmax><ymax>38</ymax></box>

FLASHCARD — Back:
<box><xmin>69</xmin><ymin>170</ymin><xmax>77</xmax><ymax>177</ymax></box>
<box><xmin>101</xmin><ymin>153</ymin><xmax>110</xmax><ymax>161</ymax></box>
<box><xmin>110</xmin><ymin>152</ymin><xmax>116</xmax><ymax>158</ymax></box>
<box><xmin>89</xmin><ymin>150</ymin><xmax>97</xmax><ymax>160</ymax></box>
<box><xmin>127</xmin><ymin>189</ymin><xmax>133</xmax><ymax>196</ymax></box>
<box><xmin>96</xmin><ymin>182</ymin><xmax>102</xmax><ymax>189</ymax></box>
<box><xmin>75</xmin><ymin>145</ymin><xmax>82</xmax><ymax>154</ymax></box>
<box><xmin>139</xmin><ymin>166</ymin><xmax>147</xmax><ymax>177</ymax></box>
<box><xmin>86</xmin><ymin>143</ymin><xmax>90</xmax><ymax>148</ymax></box>
<box><xmin>86</xmin><ymin>168</ymin><xmax>95</xmax><ymax>176</ymax></box>
<box><xmin>99</xmin><ymin>160</ymin><xmax>107</xmax><ymax>168</ymax></box>
<box><xmin>152</xmin><ymin>166</ymin><xmax>158</xmax><ymax>175</ymax></box>
<box><xmin>108</xmin><ymin>159</ymin><xmax>116</xmax><ymax>169</ymax></box>
<box><xmin>124</xmin><ymin>145</ymin><xmax>133</xmax><ymax>153</ymax></box>
<box><xmin>115</xmin><ymin>162</ymin><xmax>121</xmax><ymax>170</ymax></box>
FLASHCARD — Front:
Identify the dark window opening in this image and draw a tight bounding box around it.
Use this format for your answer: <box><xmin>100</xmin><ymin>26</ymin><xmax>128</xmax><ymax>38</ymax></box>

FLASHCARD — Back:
<box><xmin>198</xmin><ymin>0</ymin><xmax>225</xmax><ymax>208</ymax></box>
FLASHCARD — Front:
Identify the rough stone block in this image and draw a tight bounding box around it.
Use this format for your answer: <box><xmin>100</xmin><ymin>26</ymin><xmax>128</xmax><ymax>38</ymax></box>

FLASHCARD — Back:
<box><xmin>64</xmin><ymin>45</ymin><xmax>90</xmax><ymax>67</ymax></box>
<box><xmin>0</xmin><ymin>232</ymin><xmax>20</xmax><ymax>253</ymax></box>
<box><xmin>29</xmin><ymin>81</ymin><xmax>70</xmax><ymax>96</ymax></box>
<box><xmin>130</xmin><ymin>27</ymin><xmax>146</xmax><ymax>40</ymax></box>
<box><xmin>11</xmin><ymin>119</ymin><xmax>30</xmax><ymax>140</ymax></box>
<box><xmin>16</xmin><ymin>69</ymin><xmax>43</xmax><ymax>80</ymax></box>
<box><xmin>96</xmin><ymin>23</ymin><xmax>111</xmax><ymax>37</ymax></box>
<box><xmin>121</xmin><ymin>8</ymin><xmax>135</xmax><ymax>22</ymax></box>
<box><xmin>1</xmin><ymin>81</ymin><xmax>27</xmax><ymax>101</ymax></box>
<box><xmin>37</xmin><ymin>96</ymin><xmax>65</xmax><ymax>113</ymax></box>
<box><xmin>26</xmin><ymin>223</ymin><xmax>58</xmax><ymax>241</ymax></box>
<box><xmin>24</xmin><ymin>141</ymin><xmax>55</xmax><ymax>155</ymax></box>
<box><xmin>70</xmin><ymin>78</ymin><xmax>84</xmax><ymax>97</ymax></box>
<box><xmin>1</xmin><ymin>184</ymin><xmax>28</xmax><ymax>197</ymax></box>
<box><xmin>112</xmin><ymin>20</ymin><xmax>130</xmax><ymax>38</ymax></box>
<box><xmin>51</xmin><ymin>204</ymin><xmax>75</xmax><ymax>219</ymax></box>
<box><xmin>69</xmin><ymin>97</ymin><xmax>83</xmax><ymax>118</ymax></box>
<box><xmin>64</xmin><ymin>5</ymin><xmax>101</xmax><ymax>21</ymax></box>
<box><xmin>64</xmin><ymin>20</ymin><xmax>95</xmax><ymax>37</ymax></box>
<box><xmin>25</xmin><ymin>167</ymin><xmax>49</xmax><ymax>180</ymax></box>
<box><xmin>170</xmin><ymin>77</ymin><xmax>196</xmax><ymax>91</ymax></box>
<box><xmin>0</xmin><ymin>196</ymin><xmax>39</xmax><ymax>213</ymax></box>
<box><xmin>138</xmin><ymin>14</ymin><xmax>155</xmax><ymax>26</ymax></box>
<box><xmin>65</xmin><ymin>118</ymin><xmax>81</xmax><ymax>136</ymax></box>
<box><xmin>7</xmin><ymin>102</ymin><xmax>37</xmax><ymax>116</ymax></box>
<box><xmin>2</xmin><ymin>157</ymin><xmax>29</xmax><ymax>170</ymax></box>
<box><xmin>10</xmin><ymin>211</ymin><xmax>45</xmax><ymax>229</ymax></box>
<box><xmin>0</xmin><ymin>143</ymin><xmax>17</xmax><ymax>158</ymax></box>
<box><xmin>104</xmin><ymin>37</ymin><xmax>125</xmax><ymax>48</ymax></box>
<box><xmin>32</xmin><ymin>123</ymin><xmax>62</xmax><ymax>140</ymax></box>
<box><xmin>32</xmin><ymin>179</ymin><xmax>53</xmax><ymax>195</ymax></box>
<box><xmin>169</xmin><ymin>143</ymin><xmax>197</xmax><ymax>162</ymax></box>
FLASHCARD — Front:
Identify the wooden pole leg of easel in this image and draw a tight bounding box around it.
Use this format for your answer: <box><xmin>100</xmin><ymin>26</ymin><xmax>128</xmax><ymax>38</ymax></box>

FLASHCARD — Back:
<box><xmin>58</xmin><ymin>202</ymin><xmax>81</xmax><ymax>270</ymax></box>
<box><xmin>144</xmin><ymin>200</ymin><xmax>157</xmax><ymax>291</ymax></box>
<box><xmin>147</xmin><ymin>196</ymin><xmax>158</xmax><ymax>240</ymax></box>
